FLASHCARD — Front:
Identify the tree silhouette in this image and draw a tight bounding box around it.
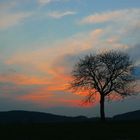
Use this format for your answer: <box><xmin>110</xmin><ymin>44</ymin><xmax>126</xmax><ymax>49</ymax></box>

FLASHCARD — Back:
<box><xmin>70</xmin><ymin>51</ymin><xmax>136</xmax><ymax>121</ymax></box>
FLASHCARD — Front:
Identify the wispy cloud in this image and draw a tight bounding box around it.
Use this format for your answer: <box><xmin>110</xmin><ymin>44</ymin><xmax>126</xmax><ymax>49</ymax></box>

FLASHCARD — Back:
<box><xmin>0</xmin><ymin>1</ymin><xmax>17</xmax><ymax>11</ymax></box>
<box><xmin>48</xmin><ymin>11</ymin><xmax>77</xmax><ymax>19</ymax></box>
<box><xmin>80</xmin><ymin>8</ymin><xmax>140</xmax><ymax>24</ymax></box>
<box><xmin>0</xmin><ymin>0</ymin><xmax>76</xmax><ymax>29</ymax></box>
<box><xmin>0</xmin><ymin>1</ymin><xmax>33</xmax><ymax>29</ymax></box>
<box><xmin>38</xmin><ymin>0</ymin><xmax>54</xmax><ymax>5</ymax></box>
<box><xmin>79</xmin><ymin>8</ymin><xmax>140</xmax><ymax>50</ymax></box>
<box><xmin>0</xmin><ymin>12</ymin><xmax>33</xmax><ymax>29</ymax></box>
<box><xmin>38</xmin><ymin>0</ymin><xmax>69</xmax><ymax>6</ymax></box>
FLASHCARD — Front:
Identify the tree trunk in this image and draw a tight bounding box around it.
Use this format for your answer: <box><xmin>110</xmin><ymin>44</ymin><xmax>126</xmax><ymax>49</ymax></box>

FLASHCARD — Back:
<box><xmin>100</xmin><ymin>95</ymin><xmax>105</xmax><ymax>121</ymax></box>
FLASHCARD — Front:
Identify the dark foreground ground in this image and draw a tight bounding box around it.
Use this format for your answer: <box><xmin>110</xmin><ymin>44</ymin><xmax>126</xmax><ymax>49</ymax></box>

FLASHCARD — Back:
<box><xmin>0</xmin><ymin>121</ymin><xmax>140</xmax><ymax>140</ymax></box>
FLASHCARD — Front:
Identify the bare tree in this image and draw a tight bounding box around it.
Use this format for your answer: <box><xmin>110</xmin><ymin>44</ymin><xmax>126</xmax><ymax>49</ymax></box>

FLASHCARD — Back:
<box><xmin>70</xmin><ymin>51</ymin><xmax>136</xmax><ymax>121</ymax></box>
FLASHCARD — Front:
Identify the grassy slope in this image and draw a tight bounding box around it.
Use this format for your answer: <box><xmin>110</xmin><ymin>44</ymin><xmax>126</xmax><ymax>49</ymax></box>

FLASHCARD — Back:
<box><xmin>0</xmin><ymin>121</ymin><xmax>140</xmax><ymax>140</ymax></box>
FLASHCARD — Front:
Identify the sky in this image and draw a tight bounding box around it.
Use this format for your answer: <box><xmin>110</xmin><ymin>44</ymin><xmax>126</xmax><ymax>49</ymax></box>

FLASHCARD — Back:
<box><xmin>0</xmin><ymin>0</ymin><xmax>140</xmax><ymax>117</ymax></box>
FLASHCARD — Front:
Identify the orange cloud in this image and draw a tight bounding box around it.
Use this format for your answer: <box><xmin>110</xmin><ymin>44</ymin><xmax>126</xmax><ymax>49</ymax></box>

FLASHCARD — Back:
<box><xmin>17</xmin><ymin>85</ymin><xmax>84</xmax><ymax>107</ymax></box>
<box><xmin>18</xmin><ymin>88</ymin><xmax>52</xmax><ymax>102</ymax></box>
<box><xmin>0</xmin><ymin>73</ymin><xmax>48</xmax><ymax>85</ymax></box>
<box><xmin>2</xmin><ymin>26</ymin><xmax>134</xmax><ymax>107</ymax></box>
<box><xmin>57</xmin><ymin>99</ymin><xmax>83</xmax><ymax>107</ymax></box>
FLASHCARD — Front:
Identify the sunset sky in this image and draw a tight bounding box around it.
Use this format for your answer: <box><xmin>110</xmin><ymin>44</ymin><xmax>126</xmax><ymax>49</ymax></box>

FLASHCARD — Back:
<box><xmin>0</xmin><ymin>0</ymin><xmax>140</xmax><ymax>117</ymax></box>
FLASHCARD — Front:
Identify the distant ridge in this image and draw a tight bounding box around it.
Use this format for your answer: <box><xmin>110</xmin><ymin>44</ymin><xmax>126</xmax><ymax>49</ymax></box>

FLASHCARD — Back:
<box><xmin>0</xmin><ymin>110</ymin><xmax>88</xmax><ymax>123</ymax></box>
<box><xmin>113</xmin><ymin>110</ymin><xmax>140</xmax><ymax>120</ymax></box>
<box><xmin>0</xmin><ymin>110</ymin><xmax>140</xmax><ymax>123</ymax></box>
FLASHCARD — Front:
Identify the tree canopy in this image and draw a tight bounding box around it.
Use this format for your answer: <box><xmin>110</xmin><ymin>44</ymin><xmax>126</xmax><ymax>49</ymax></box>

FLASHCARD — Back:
<box><xmin>70</xmin><ymin>51</ymin><xmax>136</xmax><ymax>120</ymax></box>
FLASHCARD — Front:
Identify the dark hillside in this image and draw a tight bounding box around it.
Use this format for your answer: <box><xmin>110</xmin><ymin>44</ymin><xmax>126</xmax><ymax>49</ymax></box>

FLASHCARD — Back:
<box><xmin>0</xmin><ymin>110</ymin><xmax>140</xmax><ymax>139</ymax></box>
<box><xmin>0</xmin><ymin>110</ymin><xmax>87</xmax><ymax>123</ymax></box>
<box><xmin>113</xmin><ymin>110</ymin><xmax>140</xmax><ymax>120</ymax></box>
